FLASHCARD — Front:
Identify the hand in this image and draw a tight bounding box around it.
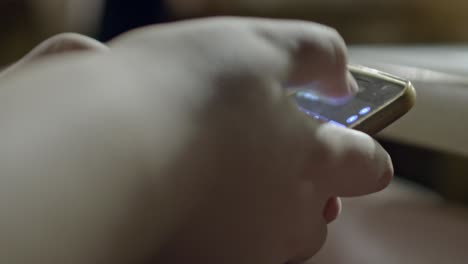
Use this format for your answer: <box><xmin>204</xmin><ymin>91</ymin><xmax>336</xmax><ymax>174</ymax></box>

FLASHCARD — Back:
<box><xmin>107</xmin><ymin>17</ymin><xmax>393</xmax><ymax>263</ymax></box>
<box><xmin>0</xmin><ymin>18</ymin><xmax>393</xmax><ymax>264</ymax></box>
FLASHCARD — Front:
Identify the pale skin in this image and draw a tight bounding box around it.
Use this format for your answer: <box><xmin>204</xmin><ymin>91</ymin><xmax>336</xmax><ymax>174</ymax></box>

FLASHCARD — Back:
<box><xmin>0</xmin><ymin>17</ymin><xmax>393</xmax><ymax>263</ymax></box>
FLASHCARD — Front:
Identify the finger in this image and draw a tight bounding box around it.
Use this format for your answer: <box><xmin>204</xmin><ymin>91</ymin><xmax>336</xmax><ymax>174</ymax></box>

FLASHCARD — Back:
<box><xmin>1</xmin><ymin>33</ymin><xmax>108</xmax><ymax>77</ymax></box>
<box><xmin>314</xmin><ymin>123</ymin><xmax>394</xmax><ymax>197</ymax></box>
<box><xmin>252</xmin><ymin>18</ymin><xmax>358</xmax><ymax>97</ymax></box>
<box><xmin>249</xmin><ymin>18</ymin><xmax>389</xmax><ymax>195</ymax></box>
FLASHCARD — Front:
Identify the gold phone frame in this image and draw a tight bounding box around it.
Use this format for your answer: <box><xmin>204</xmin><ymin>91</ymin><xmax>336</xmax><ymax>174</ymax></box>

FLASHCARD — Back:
<box><xmin>348</xmin><ymin>65</ymin><xmax>416</xmax><ymax>134</ymax></box>
<box><xmin>290</xmin><ymin>64</ymin><xmax>416</xmax><ymax>135</ymax></box>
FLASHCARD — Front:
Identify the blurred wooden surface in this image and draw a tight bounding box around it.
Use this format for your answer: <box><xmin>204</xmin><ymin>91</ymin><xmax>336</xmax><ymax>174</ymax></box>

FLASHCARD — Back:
<box><xmin>175</xmin><ymin>0</ymin><xmax>468</xmax><ymax>44</ymax></box>
<box><xmin>2</xmin><ymin>0</ymin><xmax>468</xmax><ymax>65</ymax></box>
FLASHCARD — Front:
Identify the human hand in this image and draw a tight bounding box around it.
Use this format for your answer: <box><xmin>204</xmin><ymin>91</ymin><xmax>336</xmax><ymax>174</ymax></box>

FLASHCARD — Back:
<box><xmin>105</xmin><ymin>17</ymin><xmax>393</xmax><ymax>263</ymax></box>
<box><xmin>0</xmin><ymin>18</ymin><xmax>392</xmax><ymax>264</ymax></box>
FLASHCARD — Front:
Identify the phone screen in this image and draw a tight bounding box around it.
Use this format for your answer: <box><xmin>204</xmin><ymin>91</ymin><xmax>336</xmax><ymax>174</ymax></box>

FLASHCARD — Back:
<box><xmin>292</xmin><ymin>72</ymin><xmax>406</xmax><ymax>127</ymax></box>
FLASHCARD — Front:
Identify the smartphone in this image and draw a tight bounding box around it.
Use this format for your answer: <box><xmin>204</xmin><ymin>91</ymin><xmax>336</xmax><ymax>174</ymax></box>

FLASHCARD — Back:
<box><xmin>289</xmin><ymin>64</ymin><xmax>416</xmax><ymax>135</ymax></box>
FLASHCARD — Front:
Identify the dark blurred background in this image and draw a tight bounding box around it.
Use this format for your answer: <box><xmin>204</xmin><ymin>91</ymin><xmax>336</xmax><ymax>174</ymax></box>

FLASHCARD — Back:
<box><xmin>2</xmin><ymin>0</ymin><xmax>468</xmax><ymax>66</ymax></box>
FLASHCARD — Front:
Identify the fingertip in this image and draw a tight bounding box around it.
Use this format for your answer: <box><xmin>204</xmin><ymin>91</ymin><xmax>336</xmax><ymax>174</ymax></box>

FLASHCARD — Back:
<box><xmin>315</xmin><ymin>28</ymin><xmax>350</xmax><ymax>98</ymax></box>
<box><xmin>376</xmin><ymin>150</ymin><xmax>394</xmax><ymax>191</ymax></box>
<box><xmin>317</xmin><ymin>71</ymin><xmax>358</xmax><ymax>105</ymax></box>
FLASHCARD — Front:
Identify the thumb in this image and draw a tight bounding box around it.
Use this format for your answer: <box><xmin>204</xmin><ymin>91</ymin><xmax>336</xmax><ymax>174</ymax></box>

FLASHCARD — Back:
<box><xmin>251</xmin><ymin>19</ymin><xmax>391</xmax><ymax>196</ymax></box>
<box><xmin>314</xmin><ymin>123</ymin><xmax>394</xmax><ymax>197</ymax></box>
<box><xmin>248</xmin><ymin>18</ymin><xmax>391</xmax><ymax>196</ymax></box>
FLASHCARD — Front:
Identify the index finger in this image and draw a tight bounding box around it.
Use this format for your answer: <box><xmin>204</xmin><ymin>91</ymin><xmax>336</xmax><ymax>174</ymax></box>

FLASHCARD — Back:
<box><xmin>251</xmin><ymin>18</ymin><xmax>358</xmax><ymax>97</ymax></box>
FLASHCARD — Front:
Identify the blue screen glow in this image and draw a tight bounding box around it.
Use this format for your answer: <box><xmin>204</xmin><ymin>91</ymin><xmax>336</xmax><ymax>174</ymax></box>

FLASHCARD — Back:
<box><xmin>329</xmin><ymin>120</ymin><xmax>346</xmax><ymax>127</ymax></box>
<box><xmin>359</xmin><ymin>106</ymin><xmax>371</xmax><ymax>115</ymax></box>
<box><xmin>346</xmin><ymin>115</ymin><xmax>359</xmax><ymax>124</ymax></box>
